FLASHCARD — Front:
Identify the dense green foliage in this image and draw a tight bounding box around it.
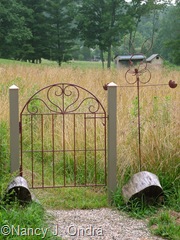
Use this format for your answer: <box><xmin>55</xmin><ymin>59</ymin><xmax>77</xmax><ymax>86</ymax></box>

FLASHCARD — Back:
<box><xmin>152</xmin><ymin>2</ymin><xmax>180</xmax><ymax>65</ymax></box>
<box><xmin>45</xmin><ymin>0</ymin><xmax>77</xmax><ymax>66</ymax></box>
<box><xmin>0</xmin><ymin>201</ymin><xmax>59</xmax><ymax>239</ymax></box>
<box><xmin>77</xmin><ymin>0</ymin><xmax>129</xmax><ymax>68</ymax></box>
<box><xmin>0</xmin><ymin>0</ymin><xmax>179</xmax><ymax>66</ymax></box>
<box><xmin>0</xmin><ymin>0</ymin><xmax>32</xmax><ymax>59</ymax></box>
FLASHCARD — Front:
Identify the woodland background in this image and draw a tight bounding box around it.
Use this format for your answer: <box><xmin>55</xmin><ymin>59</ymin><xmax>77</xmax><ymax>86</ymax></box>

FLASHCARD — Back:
<box><xmin>0</xmin><ymin>0</ymin><xmax>179</xmax><ymax>67</ymax></box>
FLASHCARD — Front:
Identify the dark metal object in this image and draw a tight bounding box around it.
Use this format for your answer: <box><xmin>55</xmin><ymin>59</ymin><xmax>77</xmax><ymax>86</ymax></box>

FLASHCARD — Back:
<box><xmin>20</xmin><ymin>83</ymin><xmax>107</xmax><ymax>189</ymax></box>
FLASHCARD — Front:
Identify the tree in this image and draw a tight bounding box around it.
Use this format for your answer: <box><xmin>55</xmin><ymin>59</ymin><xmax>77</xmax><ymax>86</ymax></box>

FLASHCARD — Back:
<box><xmin>45</xmin><ymin>0</ymin><xmax>78</xmax><ymax>66</ymax></box>
<box><xmin>0</xmin><ymin>0</ymin><xmax>32</xmax><ymax>59</ymax></box>
<box><xmin>20</xmin><ymin>0</ymin><xmax>50</xmax><ymax>63</ymax></box>
<box><xmin>77</xmin><ymin>0</ymin><xmax>169</xmax><ymax>68</ymax></box>
<box><xmin>77</xmin><ymin>0</ymin><xmax>128</xmax><ymax>68</ymax></box>
<box><xmin>153</xmin><ymin>3</ymin><xmax>180</xmax><ymax>65</ymax></box>
<box><xmin>124</xmin><ymin>0</ymin><xmax>168</xmax><ymax>54</ymax></box>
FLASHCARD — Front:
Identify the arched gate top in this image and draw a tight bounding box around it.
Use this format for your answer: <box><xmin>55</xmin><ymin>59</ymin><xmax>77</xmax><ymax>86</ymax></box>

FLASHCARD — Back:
<box><xmin>20</xmin><ymin>83</ymin><xmax>106</xmax><ymax>115</ymax></box>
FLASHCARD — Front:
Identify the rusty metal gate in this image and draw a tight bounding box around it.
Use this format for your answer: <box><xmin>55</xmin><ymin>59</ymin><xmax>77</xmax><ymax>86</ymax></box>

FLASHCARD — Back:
<box><xmin>19</xmin><ymin>83</ymin><xmax>107</xmax><ymax>189</ymax></box>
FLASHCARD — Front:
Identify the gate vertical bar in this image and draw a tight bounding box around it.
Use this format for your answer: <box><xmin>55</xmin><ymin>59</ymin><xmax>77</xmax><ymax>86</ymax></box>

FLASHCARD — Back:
<box><xmin>107</xmin><ymin>82</ymin><xmax>117</xmax><ymax>204</ymax></box>
<box><xmin>41</xmin><ymin>114</ymin><xmax>44</xmax><ymax>187</ymax></box>
<box><xmin>84</xmin><ymin>113</ymin><xmax>87</xmax><ymax>185</ymax></box>
<box><xmin>94</xmin><ymin>113</ymin><xmax>97</xmax><ymax>185</ymax></box>
<box><xmin>52</xmin><ymin>114</ymin><xmax>55</xmax><ymax>187</ymax></box>
<box><xmin>74</xmin><ymin>114</ymin><xmax>76</xmax><ymax>186</ymax></box>
<box><xmin>31</xmin><ymin>115</ymin><xmax>34</xmax><ymax>187</ymax></box>
<box><xmin>9</xmin><ymin>85</ymin><xmax>19</xmax><ymax>173</ymax></box>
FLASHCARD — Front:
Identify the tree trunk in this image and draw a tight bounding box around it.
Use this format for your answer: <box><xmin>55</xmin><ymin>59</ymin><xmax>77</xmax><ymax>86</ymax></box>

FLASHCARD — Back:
<box><xmin>107</xmin><ymin>45</ymin><xmax>112</xmax><ymax>68</ymax></box>
<box><xmin>100</xmin><ymin>49</ymin><xmax>105</xmax><ymax>69</ymax></box>
<box><xmin>129</xmin><ymin>31</ymin><xmax>133</xmax><ymax>54</ymax></box>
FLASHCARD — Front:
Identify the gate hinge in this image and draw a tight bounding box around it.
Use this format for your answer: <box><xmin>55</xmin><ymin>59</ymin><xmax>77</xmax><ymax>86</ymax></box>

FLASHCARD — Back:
<box><xmin>19</xmin><ymin>122</ymin><xmax>22</xmax><ymax>134</ymax></box>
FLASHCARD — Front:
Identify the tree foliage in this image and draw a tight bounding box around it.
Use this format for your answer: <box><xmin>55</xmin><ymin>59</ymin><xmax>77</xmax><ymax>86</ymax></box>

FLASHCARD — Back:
<box><xmin>20</xmin><ymin>0</ymin><xmax>50</xmax><ymax>63</ymax></box>
<box><xmin>0</xmin><ymin>0</ymin><xmax>179</xmax><ymax>66</ymax></box>
<box><xmin>152</xmin><ymin>3</ymin><xmax>180</xmax><ymax>65</ymax></box>
<box><xmin>0</xmin><ymin>0</ymin><xmax>32</xmax><ymax>59</ymax></box>
<box><xmin>77</xmin><ymin>0</ymin><xmax>129</xmax><ymax>68</ymax></box>
<box><xmin>45</xmin><ymin>0</ymin><xmax>77</xmax><ymax>66</ymax></box>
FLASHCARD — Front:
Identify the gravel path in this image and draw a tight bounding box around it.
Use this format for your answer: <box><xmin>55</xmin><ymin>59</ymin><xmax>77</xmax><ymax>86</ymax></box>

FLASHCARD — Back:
<box><xmin>47</xmin><ymin>208</ymin><xmax>163</xmax><ymax>240</ymax></box>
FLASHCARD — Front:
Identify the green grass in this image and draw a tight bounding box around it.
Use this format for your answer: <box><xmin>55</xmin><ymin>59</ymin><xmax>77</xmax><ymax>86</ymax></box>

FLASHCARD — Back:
<box><xmin>32</xmin><ymin>187</ymin><xmax>108</xmax><ymax>210</ymax></box>
<box><xmin>0</xmin><ymin>58</ymin><xmax>33</xmax><ymax>67</ymax></box>
<box><xmin>0</xmin><ymin>58</ymin><xmax>19</xmax><ymax>65</ymax></box>
<box><xmin>62</xmin><ymin>60</ymin><xmax>103</xmax><ymax>69</ymax></box>
<box><xmin>0</xmin><ymin>201</ymin><xmax>60</xmax><ymax>239</ymax></box>
<box><xmin>0</xmin><ymin>122</ymin><xmax>9</xmax><ymax>178</ymax></box>
<box><xmin>1</xmin><ymin>57</ymin><xmax>180</xmax><ymax>70</ymax></box>
<box><xmin>112</xmin><ymin>187</ymin><xmax>159</xmax><ymax>219</ymax></box>
<box><xmin>0</xmin><ymin>58</ymin><xmax>103</xmax><ymax>69</ymax></box>
<box><xmin>0</xmin><ymin>175</ymin><xmax>60</xmax><ymax>239</ymax></box>
<box><xmin>149</xmin><ymin>210</ymin><xmax>180</xmax><ymax>240</ymax></box>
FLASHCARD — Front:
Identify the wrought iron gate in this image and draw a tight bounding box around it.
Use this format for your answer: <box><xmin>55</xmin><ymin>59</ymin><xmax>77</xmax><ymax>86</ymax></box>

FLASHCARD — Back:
<box><xmin>19</xmin><ymin>83</ymin><xmax>107</xmax><ymax>189</ymax></box>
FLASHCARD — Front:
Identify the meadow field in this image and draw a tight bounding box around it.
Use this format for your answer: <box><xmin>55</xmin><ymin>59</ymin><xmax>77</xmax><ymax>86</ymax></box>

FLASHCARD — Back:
<box><xmin>0</xmin><ymin>60</ymin><xmax>179</xmax><ymax>206</ymax></box>
<box><xmin>0</xmin><ymin>60</ymin><xmax>179</xmax><ymax>239</ymax></box>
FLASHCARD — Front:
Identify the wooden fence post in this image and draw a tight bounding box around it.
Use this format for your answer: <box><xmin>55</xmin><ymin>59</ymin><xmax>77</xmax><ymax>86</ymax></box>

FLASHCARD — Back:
<box><xmin>107</xmin><ymin>82</ymin><xmax>117</xmax><ymax>203</ymax></box>
<box><xmin>9</xmin><ymin>85</ymin><xmax>19</xmax><ymax>173</ymax></box>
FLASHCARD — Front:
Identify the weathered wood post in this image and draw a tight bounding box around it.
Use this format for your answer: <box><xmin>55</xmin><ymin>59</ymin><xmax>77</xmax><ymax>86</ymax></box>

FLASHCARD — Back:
<box><xmin>107</xmin><ymin>82</ymin><xmax>117</xmax><ymax>203</ymax></box>
<box><xmin>9</xmin><ymin>85</ymin><xmax>19</xmax><ymax>173</ymax></box>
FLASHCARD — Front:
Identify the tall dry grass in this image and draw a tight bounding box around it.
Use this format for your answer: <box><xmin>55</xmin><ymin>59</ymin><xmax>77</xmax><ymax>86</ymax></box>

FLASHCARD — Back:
<box><xmin>0</xmin><ymin>63</ymin><xmax>179</xmax><ymax>184</ymax></box>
